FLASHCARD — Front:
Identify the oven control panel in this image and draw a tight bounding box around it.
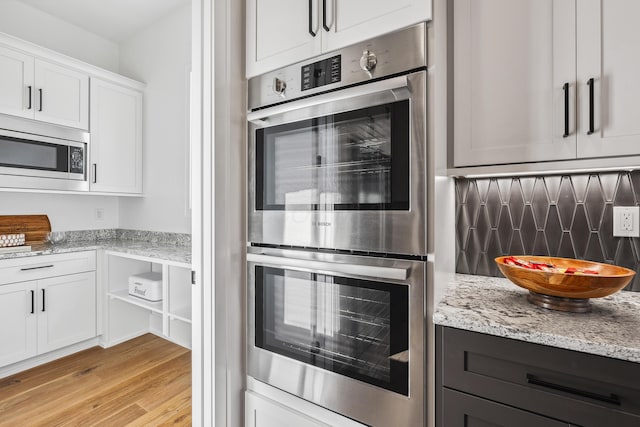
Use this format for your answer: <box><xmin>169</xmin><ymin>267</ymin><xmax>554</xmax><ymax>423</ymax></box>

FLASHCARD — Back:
<box><xmin>301</xmin><ymin>55</ymin><xmax>341</xmax><ymax>91</ymax></box>
<box><xmin>69</xmin><ymin>146</ymin><xmax>84</xmax><ymax>174</ymax></box>
<box><xmin>248</xmin><ymin>23</ymin><xmax>426</xmax><ymax>110</ymax></box>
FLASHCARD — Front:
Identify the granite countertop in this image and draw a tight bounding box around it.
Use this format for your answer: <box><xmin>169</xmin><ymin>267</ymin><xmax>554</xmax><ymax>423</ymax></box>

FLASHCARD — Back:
<box><xmin>0</xmin><ymin>239</ymin><xmax>191</xmax><ymax>265</ymax></box>
<box><xmin>434</xmin><ymin>274</ymin><xmax>640</xmax><ymax>363</ymax></box>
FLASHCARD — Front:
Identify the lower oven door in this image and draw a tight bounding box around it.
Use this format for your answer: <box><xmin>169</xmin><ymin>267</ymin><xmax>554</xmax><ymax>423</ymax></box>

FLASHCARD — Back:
<box><xmin>247</xmin><ymin>247</ymin><xmax>424</xmax><ymax>427</ymax></box>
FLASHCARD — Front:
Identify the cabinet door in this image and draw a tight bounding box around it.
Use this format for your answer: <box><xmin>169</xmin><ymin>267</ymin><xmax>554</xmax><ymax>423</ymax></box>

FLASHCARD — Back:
<box><xmin>37</xmin><ymin>272</ymin><xmax>96</xmax><ymax>354</ymax></box>
<box><xmin>0</xmin><ymin>282</ymin><xmax>37</xmax><ymax>368</ymax></box>
<box><xmin>577</xmin><ymin>0</ymin><xmax>640</xmax><ymax>158</ymax></box>
<box><xmin>441</xmin><ymin>388</ymin><xmax>570</xmax><ymax>427</ymax></box>
<box><xmin>34</xmin><ymin>58</ymin><xmax>89</xmax><ymax>130</ymax></box>
<box><xmin>0</xmin><ymin>46</ymin><xmax>34</xmax><ymax>119</ymax></box>
<box><xmin>453</xmin><ymin>0</ymin><xmax>577</xmax><ymax>167</ymax></box>
<box><xmin>89</xmin><ymin>78</ymin><xmax>143</xmax><ymax>194</ymax></box>
<box><xmin>246</xmin><ymin>0</ymin><xmax>322</xmax><ymax>77</ymax></box>
<box><xmin>245</xmin><ymin>392</ymin><xmax>327</xmax><ymax>427</ymax></box>
<box><xmin>322</xmin><ymin>0</ymin><xmax>430</xmax><ymax>53</ymax></box>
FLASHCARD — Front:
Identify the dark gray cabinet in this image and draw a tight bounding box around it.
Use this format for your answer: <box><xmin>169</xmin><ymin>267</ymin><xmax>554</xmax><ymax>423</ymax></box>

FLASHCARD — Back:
<box><xmin>436</xmin><ymin>326</ymin><xmax>640</xmax><ymax>427</ymax></box>
<box><xmin>442</xmin><ymin>389</ymin><xmax>570</xmax><ymax>427</ymax></box>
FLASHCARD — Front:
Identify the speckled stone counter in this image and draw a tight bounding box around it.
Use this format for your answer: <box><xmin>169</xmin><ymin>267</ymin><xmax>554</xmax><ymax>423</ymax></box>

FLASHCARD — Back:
<box><xmin>433</xmin><ymin>274</ymin><xmax>640</xmax><ymax>363</ymax></box>
<box><xmin>0</xmin><ymin>238</ymin><xmax>191</xmax><ymax>264</ymax></box>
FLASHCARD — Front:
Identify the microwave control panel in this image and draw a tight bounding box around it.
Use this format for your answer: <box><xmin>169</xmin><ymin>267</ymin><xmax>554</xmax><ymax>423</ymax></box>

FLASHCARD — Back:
<box><xmin>301</xmin><ymin>55</ymin><xmax>341</xmax><ymax>91</ymax></box>
<box><xmin>69</xmin><ymin>146</ymin><xmax>84</xmax><ymax>174</ymax></box>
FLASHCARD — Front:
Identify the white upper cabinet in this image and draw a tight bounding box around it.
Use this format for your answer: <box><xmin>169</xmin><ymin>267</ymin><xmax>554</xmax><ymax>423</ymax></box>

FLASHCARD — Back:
<box><xmin>247</xmin><ymin>0</ymin><xmax>322</xmax><ymax>78</ymax></box>
<box><xmin>453</xmin><ymin>0</ymin><xmax>640</xmax><ymax>169</ymax></box>
<box><xmin>246</xmin><ymin>0</ymin><xmax>431</xmax><ymax>77</ymax></box>
<box><xmin>89</xmin><ymin>78</ymin><xmax>143</xmax><ymax>194</ymax></box>
<box><xmin>0</xmin><ymin>46</ymin><xmax>34</xmax><ymax>119</ymax></box>
<box><xmin>33</xmin><ymin>59</ymin><xmax>89</xmax><ymax>130</ymax></box>
<box><xmin>0</xmin><ymin>45</ymin><xmax>88</xmax><ymax>130</ymax></box>
<box><xmin>453</xmin><ymin>0</ymin><xmax>577</xmax><ymax>167</ymax></box>
<box><xmin>576</xmin><ymin>0</ymin><xmax>640</xmax><ymax>158</ymax></box>
<box><xmin>323</xmin><ymin>0</ymin><xmax>430</xmax><ymax>52</ymax></box>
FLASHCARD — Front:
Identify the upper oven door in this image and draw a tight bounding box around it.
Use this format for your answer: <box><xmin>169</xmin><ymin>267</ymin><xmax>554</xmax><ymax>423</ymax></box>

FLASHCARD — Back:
<box><xmin>248</xmin><ymin>71</ymin><xmax>427</xmax><ymax>255</ymax></box>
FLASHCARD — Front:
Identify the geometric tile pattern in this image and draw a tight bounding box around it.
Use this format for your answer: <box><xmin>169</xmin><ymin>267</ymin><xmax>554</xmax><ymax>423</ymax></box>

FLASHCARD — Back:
<box><xmin>456</xmin><ymin>172</ymin><xmax>640</xmax><ymax>291</ymax></box>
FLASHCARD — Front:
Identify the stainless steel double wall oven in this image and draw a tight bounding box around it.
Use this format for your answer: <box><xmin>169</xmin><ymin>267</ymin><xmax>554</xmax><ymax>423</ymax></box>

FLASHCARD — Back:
<box><xmin>247</xmin><ymin>24</ymin><xmax>429</xmax><ymax>427</ymax></box>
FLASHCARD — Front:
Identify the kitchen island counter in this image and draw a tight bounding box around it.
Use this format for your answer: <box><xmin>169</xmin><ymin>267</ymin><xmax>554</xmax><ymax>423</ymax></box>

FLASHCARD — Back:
<box><xmin>434</xmin><ymin>274</ymin><xmax>640</xmax><ymax>363</ymax></box>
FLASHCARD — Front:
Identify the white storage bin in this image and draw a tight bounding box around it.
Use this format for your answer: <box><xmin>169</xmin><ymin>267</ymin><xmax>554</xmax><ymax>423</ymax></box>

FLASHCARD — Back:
<box><xmin>128</xmin><ymin>271</ymin><xmax>162</xmax><ymax>302</ymax></box>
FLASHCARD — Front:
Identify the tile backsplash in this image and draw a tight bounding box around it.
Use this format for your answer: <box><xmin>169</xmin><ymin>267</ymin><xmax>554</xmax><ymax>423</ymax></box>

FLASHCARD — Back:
<box><xmin>456</xmin><ymin>172</ymin><xmax>640</xmax><ymax>291</ymax></box>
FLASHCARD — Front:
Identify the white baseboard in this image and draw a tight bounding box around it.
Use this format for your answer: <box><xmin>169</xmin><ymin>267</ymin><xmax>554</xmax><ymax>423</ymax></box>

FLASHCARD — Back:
<box><xmin>0</xmin><ymin>338</ymin><xmax>100</xmax><ymax>379</ymax></box>
<box><xmin>99</xmin><ymin>328</ymin><xmax>149</xmax><ymax>349</ymax></box>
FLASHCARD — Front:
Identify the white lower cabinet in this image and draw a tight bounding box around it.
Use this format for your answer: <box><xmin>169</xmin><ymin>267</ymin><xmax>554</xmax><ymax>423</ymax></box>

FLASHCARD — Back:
<box><xmin>0</xmin><ymin>251</ymin><xmax>97</xmax><ymax>369</ymax></box>
<box><xmin>0</xmin><ymin>281</ymin><xmax>37</xmax><ymax>367</ymax></box>
<box><xmin>37</xmin><ymin>272</ymin><xmax>96</xmax><ymax>354</ymax></box>
<box><xmin>102</xmin><ymin>251</ymin><xmax>191</xmax><ymax>349</ymax></box>
<box><xmin>245</xmin><ymin>389</ymin><xmax>367</xmax><ymax>427</ymax></box>
<box><xmin>245</xmin><ymin>392</ymin><xmax>328</xmax><ymax>427</ymax></box>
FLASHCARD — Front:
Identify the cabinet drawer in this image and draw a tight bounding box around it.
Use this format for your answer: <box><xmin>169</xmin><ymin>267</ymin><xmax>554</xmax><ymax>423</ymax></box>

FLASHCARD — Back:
<box><xmin>442</xmin><ymin>388</ymin><xmax>570</xmax><ymax>427</ymax></box>
<box><xmin>438</xmin><ymin>327</ymin><xmax>640</xmax><ymax>427</ymax></box>
<box><xmin>0</xmin><ymin>251</ymin><xmax>96</xmax><ymax>285</ymax></box>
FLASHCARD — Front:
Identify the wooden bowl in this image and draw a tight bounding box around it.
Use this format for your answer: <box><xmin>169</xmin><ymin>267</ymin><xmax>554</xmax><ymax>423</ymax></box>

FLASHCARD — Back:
<box><xmin>495</xmin><ymin>256</ymin><xmax>635</xmax><ymax>299</ymax></box>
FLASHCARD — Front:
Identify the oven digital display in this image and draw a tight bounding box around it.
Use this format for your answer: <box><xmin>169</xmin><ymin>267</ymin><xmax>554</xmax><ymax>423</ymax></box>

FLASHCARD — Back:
<box><xmin>301</xmin><ymin>55</ymin><xmax>341</xmax><ymax>91</ymax></box>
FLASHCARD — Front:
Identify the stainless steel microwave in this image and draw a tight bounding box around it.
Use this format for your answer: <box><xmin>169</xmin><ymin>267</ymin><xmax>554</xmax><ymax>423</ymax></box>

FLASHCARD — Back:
<box><xmin>0</xmin><ymin>116</ymin><xmax>89</xmax><ymax>191</ymax></box>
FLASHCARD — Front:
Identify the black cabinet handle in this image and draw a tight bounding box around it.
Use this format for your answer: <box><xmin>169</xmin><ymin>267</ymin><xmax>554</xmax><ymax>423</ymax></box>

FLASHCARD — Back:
<box><xmin>526</xmin><ymin>374</ymin><xmax>620</xmax><ymax>405</ymax></box>
<box><xmin>20</xmin><ymin>264</ymin><xmax>54</xmax><ymax>271</ymax></box>
<box><xmin>38</xmin><ymin>88</ymin><xmax>43</xmax><ymax>112</ymax></box>
<box><xmin>27</xmin><ymin>86</ymin><xmax>32</xmax><ymax>110</ymax></box>
<box><xmin>587</xmin><ymin>78</ymin><xmax>595</xmax><ymax>135</ymax></box>
<box><xmin>30</xmin><ymin>290</ymin><xmax>34</xmax><ymax>314</ymax></box>
<box><xmin>322</xmin><ymin>0</ymin><xmax>330</xmax><ymax>31</ymax></box>
<box><xmin>41</xmin><ymin>289</ymin><xmax>45</xmax><ymax>312</ymax></box>
<box><xmin>308</xmin><ymin>0</ymin><xmax>317</xmax><ymax>37</ymax></box>
<box><xmin>92</xmin><ymin>164</ymin><xmax>97</xmax><ymax>184</ymax></box>
<box><xmin>562</xmin><ymin>83</ymin><xmax>569</xmax><ymax>138</ymax></box>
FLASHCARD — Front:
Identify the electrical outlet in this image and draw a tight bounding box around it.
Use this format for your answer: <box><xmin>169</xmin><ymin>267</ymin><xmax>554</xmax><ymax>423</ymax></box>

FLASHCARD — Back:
<box><xmin>95</xmin><ymin>208</ymin><xmax>105</xmax><ymax>221</ymax></box>
<box><xmin>613</xmin><ymin>206</ymin><xmax>640</xmax><ymax>237</ymax></box>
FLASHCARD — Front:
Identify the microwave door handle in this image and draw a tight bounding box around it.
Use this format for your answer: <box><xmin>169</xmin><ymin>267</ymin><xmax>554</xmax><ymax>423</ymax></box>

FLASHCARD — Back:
<box><xmin>247</xmin><ymin>74</ymin><xmax>411</xmax><ymax>124</ymax></box>
<box><xmin>246</xmin><ymin>253</ymin><xmax>409</xmax><ymax>281</ymax></box>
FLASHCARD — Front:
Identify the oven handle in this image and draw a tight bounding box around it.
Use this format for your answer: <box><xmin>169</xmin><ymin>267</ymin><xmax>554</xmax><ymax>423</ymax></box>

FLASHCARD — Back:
<box><xmin>246</xmin><ymin>253</ymin><xmax>409</xmax><ymax>281</ymax></box>
<box><xmin>247</xmin><ymin>75</ymin><xmax>411</xmax><ymax>124</ymax></box>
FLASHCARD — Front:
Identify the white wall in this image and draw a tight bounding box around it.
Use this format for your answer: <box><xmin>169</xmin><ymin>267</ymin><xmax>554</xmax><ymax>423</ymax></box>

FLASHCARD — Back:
<box><xmin>117</xmin><ymin>4</ymin><xmax>191</xmax><ymax>234</ymax></box>
<box><xmin>0</xmin><ymin>0</ymin><xmax>119</xmax><ymax>72</ymax></box>
<box><xmin>0</xmin><ymin>192</ymin><xmax>118</xmax><ymax>231</ymax></box>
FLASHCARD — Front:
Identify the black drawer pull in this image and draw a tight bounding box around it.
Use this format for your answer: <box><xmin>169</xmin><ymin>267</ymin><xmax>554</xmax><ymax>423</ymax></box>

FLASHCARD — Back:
<box><xmin>30</xmin><ymin>290</ymin><xmax>34</xmax><ymax>314</ymax></box>
<box><xmin>562</xmin><ymin>82</ymin><xmax>570</xmax><ymax>138</ymax></box>
<box><xmin>322</xmin><ymin>0</ymin><xmax>330</xmax><ymax>31</ymax></box>
<box><xmin>587</xmin><ymin>77</ymin><xmax>595</xmax><ymax>135</ymax></box>
<box><xmin>526</xmin><ymin>374</ymin><xmax>620</xmax><ymax>405</ymax></box>
<box><xmin>42</xmin><ymin>289</ymin><xmax>45</xmax><ymax>312</ymax></box>
<box><xmin>20</xmin><ymin>264</ymin><xmax>54</xmax><ymax>271</ymax></box>
<box><xmin>27</xmin><ymin>86</ymin><xmax>32</xmax><ymax>110</ymax></box>
<box><xmin>308</xmin><ymin>0</ymin><xmax>317</xmax><ymax>37</ymax></box>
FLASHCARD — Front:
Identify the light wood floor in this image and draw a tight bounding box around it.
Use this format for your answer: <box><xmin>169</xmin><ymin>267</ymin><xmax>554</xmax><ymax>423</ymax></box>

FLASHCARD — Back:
<box><xmin>0</xmin><ymin>334</ymin><xmax>191</xmax><ymax>426</ymax></box>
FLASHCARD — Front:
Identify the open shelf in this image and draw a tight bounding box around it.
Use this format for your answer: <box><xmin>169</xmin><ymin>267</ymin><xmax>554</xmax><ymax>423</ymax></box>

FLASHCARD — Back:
<box><xmin>108</xmin><ymin>289</ymin><xmax>163</xmax><ymax>314</ymax></box>
<box><xmin>104</xmin><ymin>252</ymin><xmax>192</xmax><ymax>350</ymax></box>
<box><xmin>169</xmin><ymin>305</ymin><xmax>192</xmax><ymax>324</ymax></box>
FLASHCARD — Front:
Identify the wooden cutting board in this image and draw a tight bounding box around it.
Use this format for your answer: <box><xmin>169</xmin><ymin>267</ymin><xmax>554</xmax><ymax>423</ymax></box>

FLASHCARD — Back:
<box><xmin>0</xmin><ymin>215</ymin><xmax>51</xmax><ymax>244</ymax></box>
